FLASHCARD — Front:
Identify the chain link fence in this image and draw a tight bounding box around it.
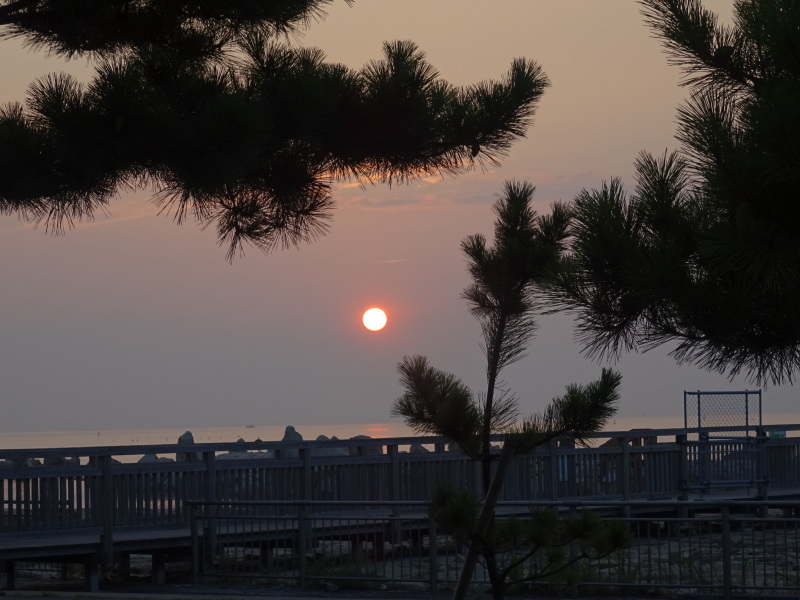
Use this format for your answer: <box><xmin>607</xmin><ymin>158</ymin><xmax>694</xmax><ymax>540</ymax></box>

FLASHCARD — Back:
<box><xmin>684</xmin><ymin>390</ymin><xmax>762</xmax><ymax>438</ymax></box>
<box><xmin>189</xmin><ymin>499</ymin><xmax>800</xmax><ymax>598</ymax></box>
<box><xmin>683</xmin><ymin>390</ymin><xmax>765</xmax><ymax>492</ymax></box>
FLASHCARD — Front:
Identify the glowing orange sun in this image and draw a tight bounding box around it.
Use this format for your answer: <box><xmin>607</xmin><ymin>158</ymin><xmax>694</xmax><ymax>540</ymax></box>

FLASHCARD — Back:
<box><xmin>362</xmin><ymin>308</ymin><xmax>387</xmax><ymax>331</ymax></box>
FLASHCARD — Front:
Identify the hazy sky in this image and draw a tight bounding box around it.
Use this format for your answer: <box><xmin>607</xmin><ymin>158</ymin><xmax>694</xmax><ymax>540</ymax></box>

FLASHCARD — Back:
<box><xmin>1</xmin><ymin>1</ymin><xmax>794</xmax><ymax>434</ymax></box>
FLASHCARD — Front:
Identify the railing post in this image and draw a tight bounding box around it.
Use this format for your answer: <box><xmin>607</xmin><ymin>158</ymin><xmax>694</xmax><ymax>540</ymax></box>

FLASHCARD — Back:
<box><xmin>677</xmin><ymin>434</ymin><xmax>689</xmax><ymax>501</ymax></box>
<box><xmin>300</xmin><ymin>447</ymin><xmax>312</xmax><ymax>501</ymax></box>
<box><xmin>298</xmin><ymin>447</ymin><xmax>312</xmax><ymax>590</ymax></box>
<box><xmin>700</xmin><ymin>430</ymin><xmax>710</xmax><ymax>492</ymax></box>
<box><xmin>621</xmin><ymin>436</ymin><xmax>631</xmax><ymax>501</ymax></box>
<box><xmin>388</xmin><ymin>444</ymin><xmax>402</xmax><ymax>544</ymax></box>
<box><xmin>549</xmin><ymin>440</ymin><xmax>559</xmax><ymax>500</ymax></box>
<box><xmin>721</xmin><ymin>505</ymin><xmax>732</xmax><ymax>600</ymax></box>
<box><xmin>388</xmin><ymin>444</ymin><xmax>400</xmax><ymax>501</ymax></box>
<box><xmin>204</xmin><ymin>451</ymin><xmax>217</xmax><ymax>504</ymax></box>
<box><xmin>203</xmin><ymin>451</ymin><xmax>218</xmax><ymax>564</ymax></box>
<box><xmin>100</xmin><ymin>455</ymin><xmax>114</xmax><ymax>566</ymax></box>
<box><xmin>756</xmin><ymin>428</ymin><xmax>768</xmax><ymax>501</ymax></box>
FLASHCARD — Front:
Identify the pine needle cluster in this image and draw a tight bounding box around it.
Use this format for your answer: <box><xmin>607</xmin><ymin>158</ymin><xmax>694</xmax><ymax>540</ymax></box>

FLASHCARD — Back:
<box><xmin>549</xmin><ymin>0</ymin><xmax>800</xmax><ymax>384</ymax></box>
<box><xmin>0</xmin><ymin>0</ymin><xmax>548</xmax><ymax>259</ymax></box>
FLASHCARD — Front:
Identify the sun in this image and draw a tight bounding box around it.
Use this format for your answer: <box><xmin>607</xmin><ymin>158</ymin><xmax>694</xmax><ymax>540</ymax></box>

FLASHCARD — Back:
<box><xmin>362</xmin><ymin>308</ymin><xmax>387</xmax><ymax>331</ymax></box>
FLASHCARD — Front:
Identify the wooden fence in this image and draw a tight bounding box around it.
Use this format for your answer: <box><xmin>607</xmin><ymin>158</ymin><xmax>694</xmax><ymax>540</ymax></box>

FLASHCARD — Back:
<box><xmin>2</xmin><ymin>424</ymin><xmax>800</xmax><ymax>538</ymax></box>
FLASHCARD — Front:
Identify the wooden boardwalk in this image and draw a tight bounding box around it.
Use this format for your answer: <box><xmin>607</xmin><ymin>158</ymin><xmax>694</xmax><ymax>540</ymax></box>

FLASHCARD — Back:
<box><xmin>2</xmin><ymin>425</ymin><xmax>800</xmax><ymax>590</ymax></box>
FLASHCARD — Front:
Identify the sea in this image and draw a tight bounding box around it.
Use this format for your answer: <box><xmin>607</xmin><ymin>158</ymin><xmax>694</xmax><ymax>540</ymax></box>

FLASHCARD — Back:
<box><xmin>1</xmin><ymin>412</ymin><xmax>799</xmax><ymax>452</ymax></box>
<box><xmin>0</xmin><ymin>422</ymin><xmax>414</xmax><ymax>452</ymax></box>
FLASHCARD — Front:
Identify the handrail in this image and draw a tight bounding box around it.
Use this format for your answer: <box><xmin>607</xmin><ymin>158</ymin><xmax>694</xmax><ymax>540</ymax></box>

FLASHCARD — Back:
<box><xmin>186</xmin><ymin>497</ymin><xmax>800</xmax><ymax>509</ymax></box>
<box><xmin>3</xmin><ymin>427</ymin><xmax>800</xmax><ymax>541</ymax></box>
<box><xmin>1</xmin><ymin>423</ymin><xmax>798</xmax><ymax>460</ymax></box>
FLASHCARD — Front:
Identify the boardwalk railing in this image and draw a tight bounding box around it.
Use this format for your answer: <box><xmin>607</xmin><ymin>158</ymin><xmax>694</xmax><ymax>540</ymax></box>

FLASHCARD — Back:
<box><xmin>1</xmin><ymin>425</ymin><xmax>799</xmax><ymax>563</ymax></box>
<box><xmin>188</xmin><ymin>498</ymin><xmax>800</xmax><ymax>598</ymax></box>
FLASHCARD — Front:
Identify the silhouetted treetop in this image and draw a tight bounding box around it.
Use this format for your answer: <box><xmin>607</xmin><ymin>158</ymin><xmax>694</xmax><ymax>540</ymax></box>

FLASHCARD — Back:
<box><xmin>0</xmin><ymin>0</ymin><xmax>347</xmax><ymax>58</ymax></box>
<box><xmin>549</xmin><ymin>0</ymin><xmax>800</xmax><ymax>385</ymax></box>
<box><xmin>0</xmin><ymin>0</ymin><xmax>549</xmax><ymax>259</ymax></box>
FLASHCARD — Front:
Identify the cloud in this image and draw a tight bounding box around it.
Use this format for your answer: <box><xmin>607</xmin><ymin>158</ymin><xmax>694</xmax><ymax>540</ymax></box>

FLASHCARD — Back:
<box><xmin>336</xmin><ymin>180</ymin><xmax>365</xmax><ymax>190</ymax></box>
<box><xmin>349</xmin><ymin>195</ymin><xmax>423</xmax><ymax>209</ymax></box>
<box><xmin>0</xmin><ymin>218</ymin><xmax>35</xmax><ymax>233</ymax></box>
<box><xmin>379</xmin><ymin>258</ymin><xmax>408</xmax><ymax>264</ymax></box>
<box><xmin>335</xmin><ymin>160</ymin><xmax>632</xmax><ymax>214</ymax></box>
<box><xmin>451</xmin><ymin>192</ymin><xmax>497</xmax><ymax>206</ymax></box>
<box><xmin>80</xmin><ymin>205</ymin><xmax>158</xmax><ymax>228</ymax></box>
<box><xmin>336</xmin><ymin>167</ymin><xmax>626</xmax><ymax>214</ymax></box>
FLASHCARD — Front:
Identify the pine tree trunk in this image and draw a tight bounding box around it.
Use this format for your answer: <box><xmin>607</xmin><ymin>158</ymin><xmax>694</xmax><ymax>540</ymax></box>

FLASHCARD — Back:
<box><xmin>485</xmin><ymin>550</ymin><xmax>505</xmax><ymax>600</ymax></box>
<box><xmin>452</xmin><ymin>442</ymin><xmax>515</xmax><ymax>600</ymax></box>
<box><xmin>481</xmin><ymin>315</ymin><xmax>507</xmax><ymax>494</ymax></box>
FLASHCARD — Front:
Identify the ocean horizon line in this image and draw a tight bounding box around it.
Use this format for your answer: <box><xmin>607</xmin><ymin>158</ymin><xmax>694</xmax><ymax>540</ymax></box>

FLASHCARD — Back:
<box><xmin>2</xmin><ymin>411</ymin><xmax>800</xmax><ymax>451</ymax></box>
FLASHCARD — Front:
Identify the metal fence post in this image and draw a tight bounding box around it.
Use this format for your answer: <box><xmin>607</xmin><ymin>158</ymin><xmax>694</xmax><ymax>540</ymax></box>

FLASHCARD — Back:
<box><xmin>2</xmin><ymin>560</ymin><xmax>15</xmax><ymax>590</ymax></box>
<box><xmin>569</xmin><ymin>505</ymin><xmax>579</xmax><ymax>598</ymax></box>
<box><xmin>428</xmin><ymin>505</ymin><xmax>438</xmax><ymax>592</ymax></box>
<box><xmin>298</xmin><ymin>447</ymin><xmax>312</xmax><ymax>590</ymax></box>
<box><xmin>190</xmin><ymin>504</ymin><xmax>199</xmax><ymax>585</ymax></box>
<box><xmin>721</xmin><ymin>505</ymin><xmax>732</xmax><ymax>600</ymax></box>
<box><xmin>297</xmin><ymin>501</ymin><xmax>308</xmax><ymax>589</ymax></box>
